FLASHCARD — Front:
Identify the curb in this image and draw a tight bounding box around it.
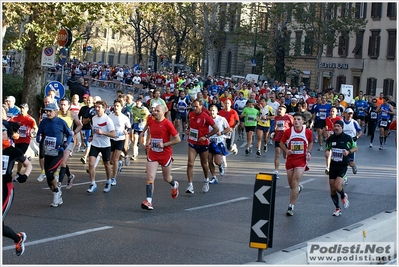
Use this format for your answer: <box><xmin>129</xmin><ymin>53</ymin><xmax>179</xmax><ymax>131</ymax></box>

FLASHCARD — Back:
<box><xmin>246</xmin><ymin>210</ymin><xmax>397</xmax><ymax>265</ymax></box>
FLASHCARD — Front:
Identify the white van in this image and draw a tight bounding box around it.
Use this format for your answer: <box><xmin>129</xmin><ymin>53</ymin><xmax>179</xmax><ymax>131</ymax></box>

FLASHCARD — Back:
<box><xmin>245</xmin><ymin>74</ymin><xmax>268</xmax><ymax>84</ymax></box>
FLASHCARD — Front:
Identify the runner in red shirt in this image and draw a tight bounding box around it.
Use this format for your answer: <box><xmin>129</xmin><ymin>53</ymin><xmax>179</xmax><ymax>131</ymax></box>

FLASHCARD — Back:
<box><xmin>280</xmin><ymin>112</ymin><xmax>313</xmax><ymax>216</ymax></box>
<box><xmin>324</xmin><ymin>107</ymin><xmax>343</xmax><ymax>175</ymax></box>
<box><xmin>10</xmin><ymin>103</ymin><xmax>38</xmax><ymax>179</ymax></box>
<box><xmin>219</xmin><ymin>99</ymin><xmax>240</xmax><ymax>154</ymax></box>
<box><xmin>272</xmin><ymin>105</ymin><xmax>294</xmax><ymax>178</ymax></box>
<box><xmin>141</xmin><ymin>105</ymin><xmax>181</xmax><ymax>210</ymax></box>
<box><xmin>185</xmin><ymin>99</ymin><xmax>219</xmax><ymax>194</ymax></box>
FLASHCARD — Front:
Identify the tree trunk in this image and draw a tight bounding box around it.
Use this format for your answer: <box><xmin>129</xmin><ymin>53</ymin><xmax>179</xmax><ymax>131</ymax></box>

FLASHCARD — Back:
<box><xmin>207</xmin><ymin>45</ymin><xmax>215</xmax><ymax>77</ymax></box>
<box><xmin>21</xmin><ymin>39</ymin><xmax>45</xmax><ymax>120</ymax></box>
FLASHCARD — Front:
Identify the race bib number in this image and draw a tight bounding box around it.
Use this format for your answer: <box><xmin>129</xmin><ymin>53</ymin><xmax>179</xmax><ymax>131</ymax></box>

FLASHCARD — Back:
<box><xmin>178</xmin><ymin>106</ymin><xmax>185</xmax><ymax>112</ymax></box>
<box><xmin>381</xmin><ymin>112</ymin><xmax>387</xmax><ymax>117</ymax></box>
<box><xmin>291</xmin><ymin>141</ymin><xmax>304</xmax><ymax>154</ymax></box>
<box><xmin>209</xmin><ymin>136</ymin><xmax>218</xmax><ymax>143</ymax></box>
<box><xmin>380</xmin><ymin>120</ymin><xmax>388</xmax><ymax>127</ymax></box>
<box><xmin>189</xmin><ymin>128</ymin><xmax>199</xmax><ymax>142</ymax></box>
<box><xmin>328</xmin><ymin>130</ymin><xmax>333</xmax><ymax>136</ymax></box>
<box><xmin>19</xmin><ymin>126</ymin><xmax>27</xmax><ymax>138</ymax></box>
<box><xmin>225</xmin><ymin>132</ymin><xmax>232</xmax><ymax>139</ymax></box>
<box><xmin>2</xmin><ymin>155</ymin><xmax>9</xmax><ymax>175</ymax></box>
<box><xmin>247</xmin><ymin>115</ymin><xmax>255</xmax><ymax>122</ymax></box>
<box><xmin>331</xmin><ymin>148</ymin><xmax>344</xmax><ymax>162</ymax></box>
<box><xmin>370</xmin><ymin>112</ymin><xmax>377</xmax><ymax>119</ymax></box>
<box><xmin>6</xmin><ymin>112</ymin><xmax>13</xmax><ymax>118</ymax></box>
<box><xmin>276</xmin><ymin>120</ymin><xmax>284</xmax><ymax>131</ymax></box>
<box><xmin>44</xmin><ymin>136</ymin><xmax>58</xmax><ymax>156</ymax></box>
<box><xmin>151</xmin><ymin>138</ymin><xmax>163</xmax><ymax>152</ymax></box>
<box><xmin>319</xmin><ymin>112</ymin><xmax>326</xmax><ymax>120</ymax></box>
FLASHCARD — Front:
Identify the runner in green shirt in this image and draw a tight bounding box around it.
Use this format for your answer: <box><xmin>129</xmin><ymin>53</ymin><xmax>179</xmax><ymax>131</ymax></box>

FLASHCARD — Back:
<box><xmin>240</xmin><ymin>99</ymin><xmax>259</xmax><ymax>154</ymax></box>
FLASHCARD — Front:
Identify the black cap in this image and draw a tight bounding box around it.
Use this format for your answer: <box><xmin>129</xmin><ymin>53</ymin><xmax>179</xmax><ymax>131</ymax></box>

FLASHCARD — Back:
<box><xmin>334</xmin><ymin>120</ymin><xmax>344</xmax><ymax>128</ymax></box>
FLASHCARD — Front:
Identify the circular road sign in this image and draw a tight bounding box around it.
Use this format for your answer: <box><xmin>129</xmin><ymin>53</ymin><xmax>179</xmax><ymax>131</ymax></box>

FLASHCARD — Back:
<box><xmin>58</xmin><ymin>29</ymin><xmax>69</xmax><ymax>47</ymax></box>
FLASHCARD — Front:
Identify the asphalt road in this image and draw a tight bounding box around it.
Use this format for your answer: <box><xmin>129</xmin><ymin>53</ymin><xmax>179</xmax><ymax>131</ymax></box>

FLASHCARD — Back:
<box><xmin>3</xmin><ymin>84</ymin><xmax>397</xmax><ymax>264</ymax></box>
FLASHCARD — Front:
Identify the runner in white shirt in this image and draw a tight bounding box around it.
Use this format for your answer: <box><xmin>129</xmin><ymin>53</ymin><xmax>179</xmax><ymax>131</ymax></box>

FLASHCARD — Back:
<box><xmin>87</xmin><ymin>100</ymin><xmax>116</xmax><ymax>194</ymax></box>
<box><xmin>108</xmin><ymin>99</ymin><xmax>131</xmax><ymax>186</ymax></box>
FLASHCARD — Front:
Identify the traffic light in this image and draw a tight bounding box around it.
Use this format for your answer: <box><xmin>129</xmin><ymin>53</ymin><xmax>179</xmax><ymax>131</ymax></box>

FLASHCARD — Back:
<box><xmin>83</xmin><ymin>43</ymin><xmax>87</xmax><ymax>53</ymax></box>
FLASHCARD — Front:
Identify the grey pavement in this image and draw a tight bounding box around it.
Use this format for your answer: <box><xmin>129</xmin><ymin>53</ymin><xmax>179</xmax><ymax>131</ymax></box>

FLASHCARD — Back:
<box><xmin>3</xmin><ymin>84</ymin><xmax>397</xmax><ymax>264</ymax></box>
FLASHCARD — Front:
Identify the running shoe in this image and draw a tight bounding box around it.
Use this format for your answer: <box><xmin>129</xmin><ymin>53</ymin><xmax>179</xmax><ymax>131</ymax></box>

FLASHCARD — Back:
<box><xmin>274</xmin><ymin>170</ymin><xmax>279</xmax><ymax>179</ymax></box>
<box><xmin>263</xmin><ymin>144</ymin><xmax>268</xmax><ymax>153</ymax></box>
<box><xmin>318</xmin><ymin>146</ymin><xmax>324</xmax><ymax>151</ymax></box>
<box><xmin>325</xmin><ymin>168</ymin><xmax>329</xmax><ymax>175</ymax></box>
<box><xmin>186</xmin><ymin>184</ymin><xmax>194</xmax><ymax>194</ymax></box>
<box><xmin>343</xmin><ymin>176</ymin><xmax>348</xmax><ymax>185</ymax></box>
<box><xmin>141</xmin><ymin>200</ymin><xmax>153</xmax><ymax>210</ymax></box>
<box><xmin>15</xmin><ymin>232</ymin><xmax>27</xmax><ymax>256</ymax></box>
<box><xmin>51</xmin><ymin>190</ymin><xmax>62</xmax><ymax>207</ymax></box>
<box><xmin>13</xmin><ymin>173</ymin><xmax>19</xmax><ymax>182</ymax></box>
<box><xmin>256</xmin><ymin>150</ymin><xmax>261</xmax><ymax>156</ymax></box>
<box><xmin>269</xmin><ymin>139</ymin><xmax>273</xmax><ymax>145</ymax></box>
<box><xmin>237</xmin><ymin>136</ymin><xmax>241</xmax><ymax>141</ymax></box>
<box><xmin>80</xmin><ymin>157</ymin><xmax>87</xmax><ymax>164</ymax></box>
<box><xmin>342</xmin><ymin>193</ymin><xmax>350</xmax><ymax>208</ymax></box>
<box><xmin>245</xmin><ymin>148</ymin><xmax>249</xmax><ymax>155</ymax></box>
<box><xmin>66</xmin><ymin>174</ymin><xmax>75</xmax><ymax>189</ymax></box>
<box><xmin>286</xmin><ymin>206</ymin><xmax>294</xmax><ymax>216</ymax></box>
<box><xmin>379</xmin><ymin>145</ymin><xmax>383</xmax><ymax>150</ymax></box>
<box><xmin>171</xmin><ymin>181</ymin><xmax>179</xmax><ymax>199</ymax></box>
<box><xmin>314</xmin><ymin>138</ymin><xmax>318</xmax><ymax>143</ymax></box>
<box><xmin>103</xmin><ymin>180</ymin><xmax>112</xmax><ymax>193</ymax></box>
<box><xmin>332</xmin><ymin>208</ymin><xmax>342</xmax><ymax>216</ymax></box>
<box><xmin>209</xmin><ymin>177</ymin><xmax>218</xmax><ymax>184</ymax></box>
<box><xmin>130</xmin><ymin>155</ymin><xmax>138</xmax><ymax>161</ymax></box>
<box><xmin>219</xmin><ymin>163</ymin><xmax>225</xmax><ymax>176</ymax></box>
<box><xmin>87</xmin><ymin>183</ymin><xmax>98</xmax><ymax>193</ymax></box>
<box><xmin>369</xmin><ymin>143</ymin><xmax>373</xmax><ymax>148</ymax></box>
<box><xmin>249</xmin><ymin>147</ymin><xmax>252</xmax><ymax>154</ymax></box>
<box><xmin>181</xmin><ymin>134</ymin><xmax>185</xmax><ymax>140</ymax></box>
<box><xmin>298</xmin><ymin>184</ymin><xmax>303</xmax><ymax>196</ymax></box>
<box><xmin>202</xmin><ymin>180</ymin><xmax>210</xmax><ymax>193</ymax></box>
<box><xmin>351</xmin><ymin>165</ymin><xmax>357</xmax><ymax>174</ymax></box>
<box><xmin>54</xmin><ymin>172</ymin><xmax>59</xmax><ymax>182</ymax></box>
<box><xmin>124</xmin><ymin>156</ymin><xmax>130</xmax><ymax>166</ymax></box>
<box><xmin>232</xmin><ymin>144</ymin><xmax>238</xmax><ymax>155</ymax></box>
<box><xmin>37</xmin><ymin>173</ymin><xmax>46</xmax><ymax>182</ymax></box>
<box><xmin>75</xmin><ymin>142</ymin><xmax>81</xmax><ymax>153</ymax></box>
<box><xmin>117</xmin><ymin>160</ymin><xmax>123</xmax><ymax>173</ymax></box>
<box><xmin>110</xmin><ymin>177</ymin><xmax>117</xmax><ymax>186</ymax></box>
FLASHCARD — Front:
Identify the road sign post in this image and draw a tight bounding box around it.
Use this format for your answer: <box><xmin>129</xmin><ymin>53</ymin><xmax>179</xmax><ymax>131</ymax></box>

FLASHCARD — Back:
<box><xmin>249</xmin><ymin>172</ymin><xmax>277</xmax><ymax>262</ymax></box>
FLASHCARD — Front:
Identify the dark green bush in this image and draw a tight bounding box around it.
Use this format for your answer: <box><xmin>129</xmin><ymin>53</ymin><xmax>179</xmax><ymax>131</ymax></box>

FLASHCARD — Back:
<box><xmin>2</xmin><ymin>73</ymin><xmax>24</xmax><ymax>103</ymax></box>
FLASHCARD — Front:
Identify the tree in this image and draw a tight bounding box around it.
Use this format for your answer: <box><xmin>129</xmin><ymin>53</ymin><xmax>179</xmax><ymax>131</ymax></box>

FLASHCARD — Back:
<box><xmin>2</xmin><ymin>3</ymin><xmax>127</xmax><ymax>119</ymax></box>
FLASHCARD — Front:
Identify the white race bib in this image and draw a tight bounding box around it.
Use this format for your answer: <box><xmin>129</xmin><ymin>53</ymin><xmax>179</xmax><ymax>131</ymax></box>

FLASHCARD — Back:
<box><xmin>151</xmin><ymin>138</ymin><xmax>163</xmax><ymax>152</ymax></box>
<box><xmin>331</xmin><ymin>148</ymin><xmax>344</xmax><ymax>162</ymax></box>
<box><xmin>2</xmin><ymin>155</ymin><xmax>9</xmax><ymax>175</ymax></box>
<box><xmin>188</xmin><ymin>128</ymin><xmax>199</xmax><ymax>142</ymax></box>
<box><xmin>19</xmin><ymin>126</ymin><xmax>27</xmax><ymax>138</ymax></box>
<box><xmin>276</xmin><ymin>120</ymin><xmax>284</xmax><ymax>131</ymax></box>
<box><xmin>291</xmin><ymin>141</ymin><xmax>304</xmax><ymax>154</ymax></box>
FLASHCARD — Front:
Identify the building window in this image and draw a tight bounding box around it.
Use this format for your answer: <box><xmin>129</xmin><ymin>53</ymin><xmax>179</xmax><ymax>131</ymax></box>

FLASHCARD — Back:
<box><xmin>103</xmin><ymin>29</ymin><xmax>107</xmax><ymax>38</ymax></box>
<box><xmin>295</xmin><ymin>31</ymin><xmax>302</xmax><ymax>56</ymax></box>
<box><xmin>341</xmin><ymin>3</ymin><xmax>351</xmax><ymax>17</ymax></box>
<box><xmin>95</xmin><ymin>27</ymin><xmax>99</xmax><ymax>38</ymax></box>
<box><xmin>226</xmin><ymin>51</ymin><xmax>232</xmax><ymax>75</ymax></box>
<box><xmin>352</xmin><ymin>30</ymin><xmax>364</xmax><ymax>58</ymax></box>
<box><xmin>387</xmin><ymin>3</ymin><xmax>397</xmax><ymax>19</ymax></box>
<box><xmin>304</xmin><ymin>31</ymin><xmax>314</xmax><ymax>55</ymax></box>
<box><xmin>326</xmin><ymin>3</ymin><xmax>337</xmax><ymax>20</ymax></box>
<box><xmin>112</xmin><ymin>30</ymin><xmax>116</xmax><ymax>39</ymax></box>
<box><xmin>366</xmin><ymin>78</ymin><xmax>377</xmax><ymax>95</ymax></box>
<box><xmin>338</xmin><ymin>31</ymin><xmax>349</xmax><ymax>57</ymax></box>
<box><xmin>284</xmin><ymin>31</ymin><xmax>291</xmax><ymax>56</ymax></box>
<box><xmin>355</xmin><ymin>3</ymin><xmax>367</xmax><ymax>19</ymax></box>
<box><xmin>336</xmin><ymin>75</ymin><xmax>346</xmax><ymax>92</ymax></box>
<box><xmin>118</xmin><ymin>51</ymin><xmax>121</xmax><ymax>64</ymax></box>
<box><xmin>102</xmin><ymin>50</ymin><xmax>105</xmax><ymax>62</ymax></box>
<box><xmin>371</xmin><ymin>3</ymin><xmax>382</xmax><ymax>20</ymax></box>
<box><xmin>383</xmin><ymin>79</ymin><xmax>394</xmax><ymax>96</ymax></box>
<box><xmin>387</xmin><ymin>30</ymin><xmax>396</xmax><ymax>59</ymax></box>
<box><xmin>125</xmin><ymin>52</ymin><xmax>129</xmax><ymax>65</ymax></box>
<box><xmin>368</xmin><ymin>30</ymin><xmax>380</xmax><ymax>59</ymax></box>
<box><xmin>217</xmin><ymin>51</ymin><xmax>222</xmax><ymax>74</ymax></box>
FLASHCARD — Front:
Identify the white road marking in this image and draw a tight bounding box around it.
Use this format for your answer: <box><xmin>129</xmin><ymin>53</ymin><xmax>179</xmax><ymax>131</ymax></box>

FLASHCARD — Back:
<box><xmin>284</xmin><ymin>178</ymin><xmax>316</xmax><ymax>188</ymax></box>
<box><xmin>185</xmin><ymin>197</ymin><xmax>250</xmax><ymax>211</ymax></box>
<box><xmin>3</xmin><ymin>226</ymin><xmax>114</xmax><ymax>251</ymax></box>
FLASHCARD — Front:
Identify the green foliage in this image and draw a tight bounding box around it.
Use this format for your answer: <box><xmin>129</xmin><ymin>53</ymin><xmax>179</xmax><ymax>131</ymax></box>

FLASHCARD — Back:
<box><xmin>2</xmin><ymin>73</ymin><xmax>24</xmax><ymax>104</ymax></box>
